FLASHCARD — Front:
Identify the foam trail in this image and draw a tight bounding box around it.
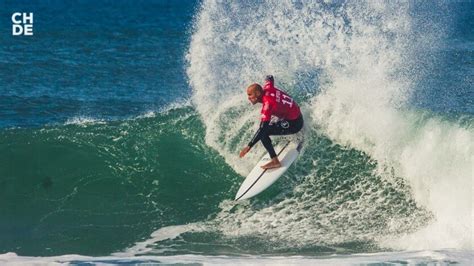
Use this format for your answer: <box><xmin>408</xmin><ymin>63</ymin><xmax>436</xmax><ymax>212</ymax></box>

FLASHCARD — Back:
<box><xmin>187</xmin><ymin>0</ymin><xmax>473</xmax><ymax>250</ymax></box>
<box><xmin>113</xmin><ymin>224</ymin><xmax>203</xmax><ymax>256</ymax></box>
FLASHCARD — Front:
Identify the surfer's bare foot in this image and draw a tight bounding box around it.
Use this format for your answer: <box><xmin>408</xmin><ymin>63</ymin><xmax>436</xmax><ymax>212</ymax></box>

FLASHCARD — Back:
<box><xmin>261</xmin><ymin>158</ymin><xmax>281</xmax><ymax>169</ymax></box>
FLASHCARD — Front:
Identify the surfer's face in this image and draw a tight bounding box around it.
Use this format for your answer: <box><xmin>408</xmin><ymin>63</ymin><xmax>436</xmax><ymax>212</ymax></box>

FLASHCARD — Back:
<box><xmin>247</xmin><ymin>88</ymin><xmax>261</xmax><ymax>105</ymax></box>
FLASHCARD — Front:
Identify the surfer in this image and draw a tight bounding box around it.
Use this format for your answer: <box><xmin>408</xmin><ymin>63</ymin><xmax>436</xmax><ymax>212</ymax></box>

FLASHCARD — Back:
<box><xmin>239</xmin><ymin>75</ymin><xmax>303</xmax><ymax>169</ymax></box>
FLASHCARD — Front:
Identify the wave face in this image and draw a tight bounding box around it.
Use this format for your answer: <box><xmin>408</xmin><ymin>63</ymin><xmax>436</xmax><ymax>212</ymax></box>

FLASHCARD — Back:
<box><xmin>186</xmin><ymin>0</ymin><xmax>473</xmax><ymax>253</ymax></box>
<box><xmin>0</xmin><ymin>107</ymin><xmax>240</xmax><ymax>256</ymax></box>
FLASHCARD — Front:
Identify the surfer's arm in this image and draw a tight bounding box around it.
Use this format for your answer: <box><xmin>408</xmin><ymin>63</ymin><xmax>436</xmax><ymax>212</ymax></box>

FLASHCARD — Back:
<box><xmin>240</xmin><ymin>99</ymin><xmax>273</xmax><ymax>158</ymax></box>
<box><xmin>239</xmin><ymin>121</ymin><xmax>270</xmax><ymax>158</ymax></box>
<box><xmin>247</xmin><ymin>121</ymin><xmax>270</xmax><ymax>148</ymax></box>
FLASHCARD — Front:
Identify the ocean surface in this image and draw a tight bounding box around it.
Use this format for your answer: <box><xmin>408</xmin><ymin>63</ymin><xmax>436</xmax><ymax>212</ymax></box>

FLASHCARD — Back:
<box><xmin>0</xmin><ymin>0</ymin><xmax>472</xmax><ymax>265</ymax></box>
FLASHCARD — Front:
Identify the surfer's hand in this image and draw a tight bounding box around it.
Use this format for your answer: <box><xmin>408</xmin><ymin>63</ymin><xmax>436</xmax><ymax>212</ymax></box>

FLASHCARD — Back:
<box><xmin>239</xmin><ymin>146</ymin><xmax>251</xmax><ymax>158</ymax></box>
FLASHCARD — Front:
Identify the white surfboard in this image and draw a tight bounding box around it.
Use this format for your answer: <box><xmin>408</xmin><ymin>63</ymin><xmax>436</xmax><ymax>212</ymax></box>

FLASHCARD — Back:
<box><xmin>235</xmin><ymin>141</ymin><xmax>303</xmax><ymax>201</ymax></box>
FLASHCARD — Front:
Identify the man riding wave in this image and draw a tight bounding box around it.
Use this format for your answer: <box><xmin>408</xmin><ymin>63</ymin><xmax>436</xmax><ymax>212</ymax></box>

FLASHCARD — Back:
<box><xmin>239</xmin><ymin>75</ymin><xmax>304</xmax><ymax>169</ymax></box>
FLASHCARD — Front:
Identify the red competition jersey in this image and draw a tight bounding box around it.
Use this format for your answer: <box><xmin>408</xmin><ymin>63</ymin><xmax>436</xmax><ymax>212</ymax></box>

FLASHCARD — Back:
<box><xmin>260</xmin><ymin>80</ymin><xmax>301</xmax><ymax>122</ymax></box>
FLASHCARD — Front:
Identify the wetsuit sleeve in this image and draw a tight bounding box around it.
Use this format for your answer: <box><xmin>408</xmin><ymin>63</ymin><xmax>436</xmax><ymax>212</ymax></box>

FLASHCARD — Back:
<box><xmin>248</xmin><ymin>121</ymin><xmax>270</xmax><ymax>148</ymax></box>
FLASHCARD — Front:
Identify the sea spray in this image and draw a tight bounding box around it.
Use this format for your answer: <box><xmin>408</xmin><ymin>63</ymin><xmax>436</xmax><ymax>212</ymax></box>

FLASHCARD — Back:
<box><xmin>187</xmin><ymin>0</ymin><xmax>472</xmax><ymax>251</ymax></box>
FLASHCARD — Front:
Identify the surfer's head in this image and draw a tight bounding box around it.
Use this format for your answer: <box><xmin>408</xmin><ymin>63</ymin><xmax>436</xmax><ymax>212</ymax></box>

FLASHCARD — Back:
<box><xmin>246</xmin><ymin>83</ymin><xmax>263</xmax><ymax>105</ymax></box>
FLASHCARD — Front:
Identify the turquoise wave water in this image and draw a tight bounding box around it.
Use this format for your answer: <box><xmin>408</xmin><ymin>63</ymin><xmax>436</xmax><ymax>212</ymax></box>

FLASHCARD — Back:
<box><xmin>0</xmin><ymin>105</ymin><xmax>433</xmax><ymax>256</ymax></box>
<box><xmin>0</xmin><ymin>107</ymin><xmax>238</xmax><ymax>255</ymax></box>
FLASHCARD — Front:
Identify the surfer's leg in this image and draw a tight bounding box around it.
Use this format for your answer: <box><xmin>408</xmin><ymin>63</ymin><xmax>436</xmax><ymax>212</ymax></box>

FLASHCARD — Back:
<box><xmin>261</xmin><ymin>135</ymin><xmax>277</xmax><ymax>158</ymax></box>
<box><xmin>260</xmin><ymin>135</ymin><xmax>282</xmax><ymax>169</ymax></box>
<box><xmin>259</xmin><ymin>116</ymin><xmax>304</xmax><ymax>169</ymax></box>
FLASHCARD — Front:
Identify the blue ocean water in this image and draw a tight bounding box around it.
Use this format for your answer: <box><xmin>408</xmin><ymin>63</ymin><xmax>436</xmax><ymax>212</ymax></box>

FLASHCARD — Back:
<box><xmin>0</xmin><ymin>0</ymin><xmax>197</xmax><ymax>128</ymax></box>
<box><xmin>408</xmin><ymin>1</ymin><xmax>473</xmax><ymax>116</ymax></box>
<box><xmin>0</xmin><ymin>0</ymin><xmax>472</xmax><ymax>265</ymax></box>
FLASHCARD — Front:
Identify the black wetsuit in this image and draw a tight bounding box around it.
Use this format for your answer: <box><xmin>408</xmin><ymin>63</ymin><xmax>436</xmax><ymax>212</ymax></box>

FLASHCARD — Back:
<box><xmin>248</xmin><ymin>115</ymin><xmax>303</xmax><ymax>158</ymax></box>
